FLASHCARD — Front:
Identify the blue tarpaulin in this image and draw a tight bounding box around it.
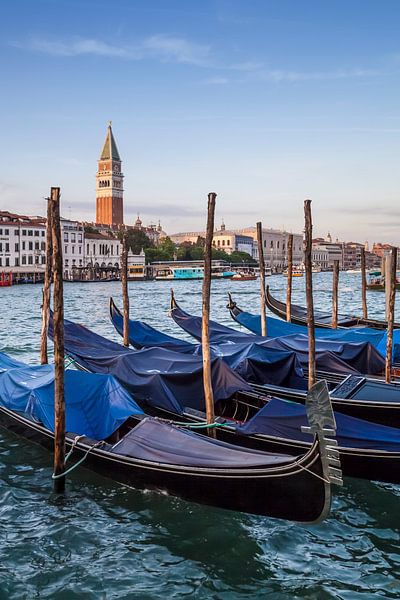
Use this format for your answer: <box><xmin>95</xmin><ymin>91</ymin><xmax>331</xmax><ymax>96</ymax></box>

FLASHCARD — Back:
<box><xmin>110</xmin><ymin>299</ymin><xmax>196</xmax><ymax>354</ymax></box>
<box><xmin>110</xmin><ymin>301</ymin><xmax>307</xmax><ymax>388</ymax></box>
<box><xmin>112</xmin><ymin>417</ymin><xmax>294</xmax><ymax>467</ymax></box>
<box><xmin>0</xmin><ymin>352</ymin><xmax>143</xmax><ymax>440</ymax></box>
<box><xmin>231</xmin><ymin>309</ymin><xmax>400</xmax><ymax>360</ymax></box>
<box><xmin>171</xmin><ymin>305</ymin><xmax>385</xmax><ymax>375</ymax></box>
<box><xmin>237</xmin><ymin>397</ymin><xmax>400</xmax><ymax>452</ymax></box>
<box><xmin>48</xmin><ymin>316</ymin><xmax>251</xmax><ymax>415</ymax></box>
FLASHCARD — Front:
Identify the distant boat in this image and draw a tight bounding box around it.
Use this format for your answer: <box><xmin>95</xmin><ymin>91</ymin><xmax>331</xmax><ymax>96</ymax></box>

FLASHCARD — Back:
<box><xmin>155</xmin><ymin>265</ymin><xmax>235</xmax><ymax>281</ymax></box>
<box><xmin>283</xmin><ymin>263</ymin><xmax>304</xmax><ymax>277</ymax></box>
<box><xmin>367</xmin><ymin>270</ymin><xmax>400</xmax><ymax>291</ymax></box>
<box><xmin>231</xmin><ymin>269</ymin><xmax>257</xmax><ymax>281</ymax></box>
<box><xmin>0</xmin><ymin>272</ymin><xmax>12</xmax><ymax>287</ymax></box>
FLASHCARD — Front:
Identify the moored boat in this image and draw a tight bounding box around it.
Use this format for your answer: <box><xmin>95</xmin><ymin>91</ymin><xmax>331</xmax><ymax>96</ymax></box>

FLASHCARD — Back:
<box><xmin>366</xmin><ymin>270</ymin><xmax>400</xmax><ymax>291</ymax></box>
<box><xmin>0</xmin><ymin>353</ymin><xmax>339</xmax><ymax>522</ymax></box>
<box><xmin>265</xmin><ymin>285</ymin><xmax>400</xmax><ymax>330</ymax></box>
<box><xmin>50</xmin><ymin>309</ymin><xmax>400</xmax><ymax>484</ymax></box>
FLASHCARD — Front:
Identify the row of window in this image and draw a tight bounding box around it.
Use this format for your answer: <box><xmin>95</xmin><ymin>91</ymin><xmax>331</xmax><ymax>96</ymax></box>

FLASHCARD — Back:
<box><xmin>63</xmin><ymin>233</ymin><xmax>83</xmax><ymax>243</ymax></box>
<box><xmin>0</xmin><ymin>255</ymin><xmax>47</xmax><ymax>267</ymax></box>
<box><xmin>86</xmin><ymin>243</ymin><xmax>119</xmax><ymax>256</ymax></box>
<box><xmin>65</xmin><ymin>246</ymin><xmax>82</xmax><ymax>255</ymax></box>
<box><xmin>0</xmin><ymin>241</ymin><xmax>46</xmax><ymax>253</ymax></box>
<box><xmin>0</xmin><ymin>229</ymin><xmax>46</xmax><ymax>237</ymax></box>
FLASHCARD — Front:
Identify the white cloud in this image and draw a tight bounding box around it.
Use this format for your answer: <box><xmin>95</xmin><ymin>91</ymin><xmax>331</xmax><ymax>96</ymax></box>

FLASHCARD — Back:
<box><xmin>142</xmin><ymin>34</ymin><xmax>211</xmax><ymax>66</ymax></box>
<box><xmin>11</xmin><ymin>34</ymin><xmax>211</xmax><ymax>66</ymax></box>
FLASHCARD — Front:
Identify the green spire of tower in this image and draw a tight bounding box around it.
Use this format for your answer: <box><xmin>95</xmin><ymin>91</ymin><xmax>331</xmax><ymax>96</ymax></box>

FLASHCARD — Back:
<box><xmin>100</xmin><ymin>121</ymin><xmax>121</xmax><ymax>161</ymax></box>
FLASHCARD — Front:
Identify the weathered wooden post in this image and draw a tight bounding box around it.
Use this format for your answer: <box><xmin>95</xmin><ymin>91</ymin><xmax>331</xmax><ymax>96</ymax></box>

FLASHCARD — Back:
<box><xmin>332</xmin><ymin>259</ymin><xmax>339</xmax><ymax>329</ymax></box>
<box><xmin>40</xmin><ymin>196</ymin><xmax>53</xmax><ymax>364</ymax></box>
<box><xmin>304</xmin><ymin>200</ymin><xmax>316</xmax><ymax>388</ymax></box>
<box><xmin>202</xmin><ymin>192</ymin><xmax>217</xmax><ymax>437</ymax></box>
<box><xmin>286</xmin><ymin>233</ymin><xmax>293</xmax><ymax>322</ymax></box>
<box><xmin>385</xmin><ymin>253</ymin><xmax>392</xmax><ymax>321</ymax></box>
<box><xmin>51</xmin><ymin>187</ymin><xmax>66</xmax><ymax>493</ymax></box>
<box><xmin>256</xmin><ymin>222</ymin><xmax>267</xmax><ymax>336</ymax></box>
<box><xmin>121</xmin><ymin>231</ymin><xmax>129</xmax><ymax>347</ymax></box>
<box><xmin>360</xmin><ymin>247</ymin><xmax>368</xmax><ymax>320</ymax></box>
<box><xmin>385</xmin><ymin>247</ymin><xmax>397</xmax><ymax>383</ymax></box>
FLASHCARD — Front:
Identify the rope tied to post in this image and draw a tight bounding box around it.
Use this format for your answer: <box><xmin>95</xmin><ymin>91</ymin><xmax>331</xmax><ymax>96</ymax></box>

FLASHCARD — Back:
<box><xmin>52</xmin><ymin>438</ymin><xmax>104</xmax><ymax>480</ymax></box>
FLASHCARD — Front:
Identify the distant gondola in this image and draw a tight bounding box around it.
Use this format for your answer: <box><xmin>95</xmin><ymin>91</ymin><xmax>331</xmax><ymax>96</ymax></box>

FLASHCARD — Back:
<box><xmin>0</xmin><ymin>353</ymin><xmax>338</xmax><ymax>523</ymax></box>
<box><xmin>226</xmin><ymin>293</ymin><xmax>400</xmax><ymax>365</ymax></box>
<box><xmin>265</xmin><ymin>285</ymin><xmax>400</xmax><ymax>330</ymax></box>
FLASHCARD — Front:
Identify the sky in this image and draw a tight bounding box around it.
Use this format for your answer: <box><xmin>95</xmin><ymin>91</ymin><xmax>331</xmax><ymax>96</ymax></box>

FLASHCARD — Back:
<box><xmin>1</xmin><ymin>0</ymin><xmax>400</xmax><ymax>243</ymax></box>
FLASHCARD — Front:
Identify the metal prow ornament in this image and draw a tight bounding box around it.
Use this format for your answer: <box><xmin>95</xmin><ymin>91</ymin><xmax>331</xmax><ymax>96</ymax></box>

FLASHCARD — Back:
<box><xmin>302</xmin><ymin>380</ymin><xmax>343</xmax><ymax>487</ymax></box>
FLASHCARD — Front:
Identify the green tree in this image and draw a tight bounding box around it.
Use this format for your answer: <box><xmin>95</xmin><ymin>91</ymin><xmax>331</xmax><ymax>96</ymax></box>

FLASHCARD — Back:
<box><xmin>158</xmin><ymin>236</ymin><xmax>176</xmax><ymax>259</ymax></box>
<box><xmin>229</xmin><ymin>251</ymin><xmax>256</xmax><ymax>264</ymax></box>
<box><xmin>123</xmin><ymin>229</ymin><xmax>154</xmax><ymax>254</ymax></box>
<box><xmin>84</xmin><ymin>225</ymin><xmax>99</xmax><ymax>234</ymax></box>
<box><xmin>211</xmin><ymin>248</ymin><xmax>230</xmax><ymax>261</ymax></box>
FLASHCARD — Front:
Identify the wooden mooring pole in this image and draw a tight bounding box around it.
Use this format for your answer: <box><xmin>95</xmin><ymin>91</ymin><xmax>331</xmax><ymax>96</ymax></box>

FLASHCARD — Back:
<box><xmin>332</xmin><ymin>259</ymin><xmax>339</xmax><ymax>329</ymax></box>
<box><xmin>385</xmin><ymin>246</ymin><xmax>397</xmax><ymax>383</ymax></box>
<box><xmin>385</xmin><ymin>253</ymin><xmax>391</xmax><ymax>322</ymax></box>
<box><xmin>304</xmin><ymin>200</ymin><xmax>316</xmax><ymax>389</ymax></box>
<box><xmin>121</xmin><ymin>231</ymin><xmax>129</xmax><ymax>347</ymax></box>
<box><xmin>51</xmin><ymin>187</ymin><xmax>66</xmax><ymax>493</ymax></box>
<box><xmin>286</xmin><ymin>233</ymin><xmax>293</xmax><ymax>322</ymax></box>
<box><xmin>360</xmin><ymin>247</ymin><xmax>368</xmax><ymax>320</ymax></box>
<box><xmin>256</xmin><ymin>222</ymin><xmax>267</xmax><ymax>336</ymax></box>
<box><xmin>202</xmin><ymin>193</ymin><xmax>217</xmax><ymax>437</ymax></box>
<box><xmin>40</xmin><ymin>196</ymin><xmax>53</xmax><ymax>364</ymax></box>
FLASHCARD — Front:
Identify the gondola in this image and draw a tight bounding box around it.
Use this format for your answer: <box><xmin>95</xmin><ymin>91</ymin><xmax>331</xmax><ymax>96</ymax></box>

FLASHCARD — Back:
<box><xmin>166</xmin><ymin>296</ymin><xmax>400</xmax><ymax>427</ymax></box>
<box><xmin>51</xmin><ymin>313</ymin><xmax>400</xmax><ymax>477</ymax></box>
<box><xmin>265</xmin><ymin>285</ymin><xmax>400</xmax><ymax>330</ymax></box>
<box><xmin>226</xmin><ymin>292</ymin><xmax>400</xmax><ymax>364</ymax></box>
<box><xmin>169</xmin><ymin>294</ymin><xmax>386</xmax><ymax>377</ymax></box>
<box><xmin>0</xmin><ymin>353</ymin><xmax>338</xmax><ymax>523</ymax></box>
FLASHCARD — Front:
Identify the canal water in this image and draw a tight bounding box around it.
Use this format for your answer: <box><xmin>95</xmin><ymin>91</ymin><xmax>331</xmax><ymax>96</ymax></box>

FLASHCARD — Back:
<box><xmin>0</xmin><ymin>273</ymin><xmax>399</xmax><ymax>599</ymax></box>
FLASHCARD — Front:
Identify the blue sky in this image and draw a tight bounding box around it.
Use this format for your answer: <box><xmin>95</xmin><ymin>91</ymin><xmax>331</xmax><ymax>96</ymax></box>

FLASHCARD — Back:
<box><xmin>1</xmin><ymin>0</ymin><xmax>400</xmax><ymax>243</ymax></box>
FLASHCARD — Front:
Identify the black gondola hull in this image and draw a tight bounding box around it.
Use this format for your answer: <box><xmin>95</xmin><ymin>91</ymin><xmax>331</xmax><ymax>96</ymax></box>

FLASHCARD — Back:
<box><xmin>0</xmin><ymin>406</ymin><xmax>331</xmax><ymax>523</ymax></box>
<box><xmin>265</xmin><ymin>286</ymin><xmax>400</xmax><ymax>330</ymax></box>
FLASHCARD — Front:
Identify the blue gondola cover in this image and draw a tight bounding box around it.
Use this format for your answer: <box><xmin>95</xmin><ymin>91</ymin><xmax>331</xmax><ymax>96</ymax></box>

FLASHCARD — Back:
<box><xmin>171</xmin><ymin>305</ymin><xmax>386</xmax><ymax>375</ymax></box>
<box><xmin>237</xmin><ymin>398</ymin><xmax>400</xmax><ymax>451</ymax></box>
<box><xmin>49</xmin><ymin>316</ymin><xmax>251</xmax><ymax>414</ymax></box>
<box><xmin>111</xmin><ymin>417</ymin><xmax>295</xmax><ymax>467</ymax></box>
<box><xmin>0</xmin><ymin>353</ymin><xmax>143</xmax><ymax>440</ymax></box>
<box><xmin>111</xmin><ymin>302</ymin><xmax>307</xmax><ymax>388</ymax></box>
<box><xmin>232</xmin><ymin>310</ymin><xmax>400</xmax><ymax>360</ymax></box>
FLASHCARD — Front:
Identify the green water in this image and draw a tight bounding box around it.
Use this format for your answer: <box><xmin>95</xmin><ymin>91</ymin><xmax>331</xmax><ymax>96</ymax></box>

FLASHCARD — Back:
<box><xmin>0</xmin><ymin>275</ymin><xmax>399</xmax><ymax>599</ymax></box>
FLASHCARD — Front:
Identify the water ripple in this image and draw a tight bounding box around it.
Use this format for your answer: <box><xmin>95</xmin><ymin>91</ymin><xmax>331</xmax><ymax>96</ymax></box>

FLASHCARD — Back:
<box><xmin>0</xmin><ymin>276</ymin><xmax>399</xmax><ymax>598</ymax></box>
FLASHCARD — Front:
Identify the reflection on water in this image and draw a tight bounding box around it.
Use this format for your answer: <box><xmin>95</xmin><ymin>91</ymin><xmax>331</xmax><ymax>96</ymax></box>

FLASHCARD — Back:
<box><xmin>0</xmin><ymin>274</ymin><xmax>399</xmax><ymax>598</ymax></box>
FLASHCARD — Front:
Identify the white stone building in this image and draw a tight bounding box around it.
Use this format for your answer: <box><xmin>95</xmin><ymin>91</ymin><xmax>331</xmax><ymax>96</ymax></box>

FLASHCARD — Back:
<box><xmin>84</xmin><ymin>232</ymin><xmax>121</xmax><ymax>269</ymax></box>
<box><xmin>236</xmin><ymin>227</ymin><xmax>304</xmax><ymax>271</ymax></box>
<box><xmin>62</xmin><ymin>219</ymin><xmax>85</xmax><ymax>279</ymax></box>
<box><xmin>0</xmin><ymin>211</ymin><xmax>46</xmax><ymax>280</ymax></box>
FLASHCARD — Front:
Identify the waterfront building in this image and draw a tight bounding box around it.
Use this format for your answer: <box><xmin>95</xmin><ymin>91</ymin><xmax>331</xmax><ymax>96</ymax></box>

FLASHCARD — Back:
<box><xmin>212</xmin><ymin>221</ymin><xmax>255</xmax><ymax>257</ymax></box>
<box><xmin>62</xmin><ymin>218</ymin><xmax>85</xmax><ymax>279</ymax></box>
<box><xmin>311</xmin><ymin>245</ymin><xmax>329</xmax><ymax>270</ymax></box>
<box><xmin>96</xmin><ymin>123</ymin><xmax>124</xmax><ymax>226</ymax></box>
<box><xmin>312</xmin><ymin>237</ymin><xmax>343</xmax><ymax>269</ymax></box>
<box><xmin>236</xmin><ymin>227</ymin><xmax>303</xmax><ymax>271</ymax></box>
<box><xmin>0</xmin><ymin>211</ymin><xmax>46</xmax><ymax>281</ymax></box>
<box><xmin>84</xmin><ymin>232</ymin><xmax>120</xmax><ymax>269</ymax></box>
<box><xmin>170</xmin><ymin>224</ymin><xmax>302</xmax><ymax>269</ymax></box>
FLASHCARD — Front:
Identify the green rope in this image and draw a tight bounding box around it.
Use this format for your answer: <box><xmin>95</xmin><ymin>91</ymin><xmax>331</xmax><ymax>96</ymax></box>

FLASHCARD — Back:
<box><xmin>64</xmin><ymin>356</ymin><xmax>77</xmax><ymax>369</ymax></box>
<box><xmin>52</xmin><ymin>440</ymin><xmax>103</xmax><ymax>480</ymax></box>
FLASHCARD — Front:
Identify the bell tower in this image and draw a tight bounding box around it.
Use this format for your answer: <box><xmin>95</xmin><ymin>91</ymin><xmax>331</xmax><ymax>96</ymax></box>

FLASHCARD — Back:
<box><xmin>96</xmin><ymin>122</ymin><xmax>124</xmax><ymax>225</ymax></box>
